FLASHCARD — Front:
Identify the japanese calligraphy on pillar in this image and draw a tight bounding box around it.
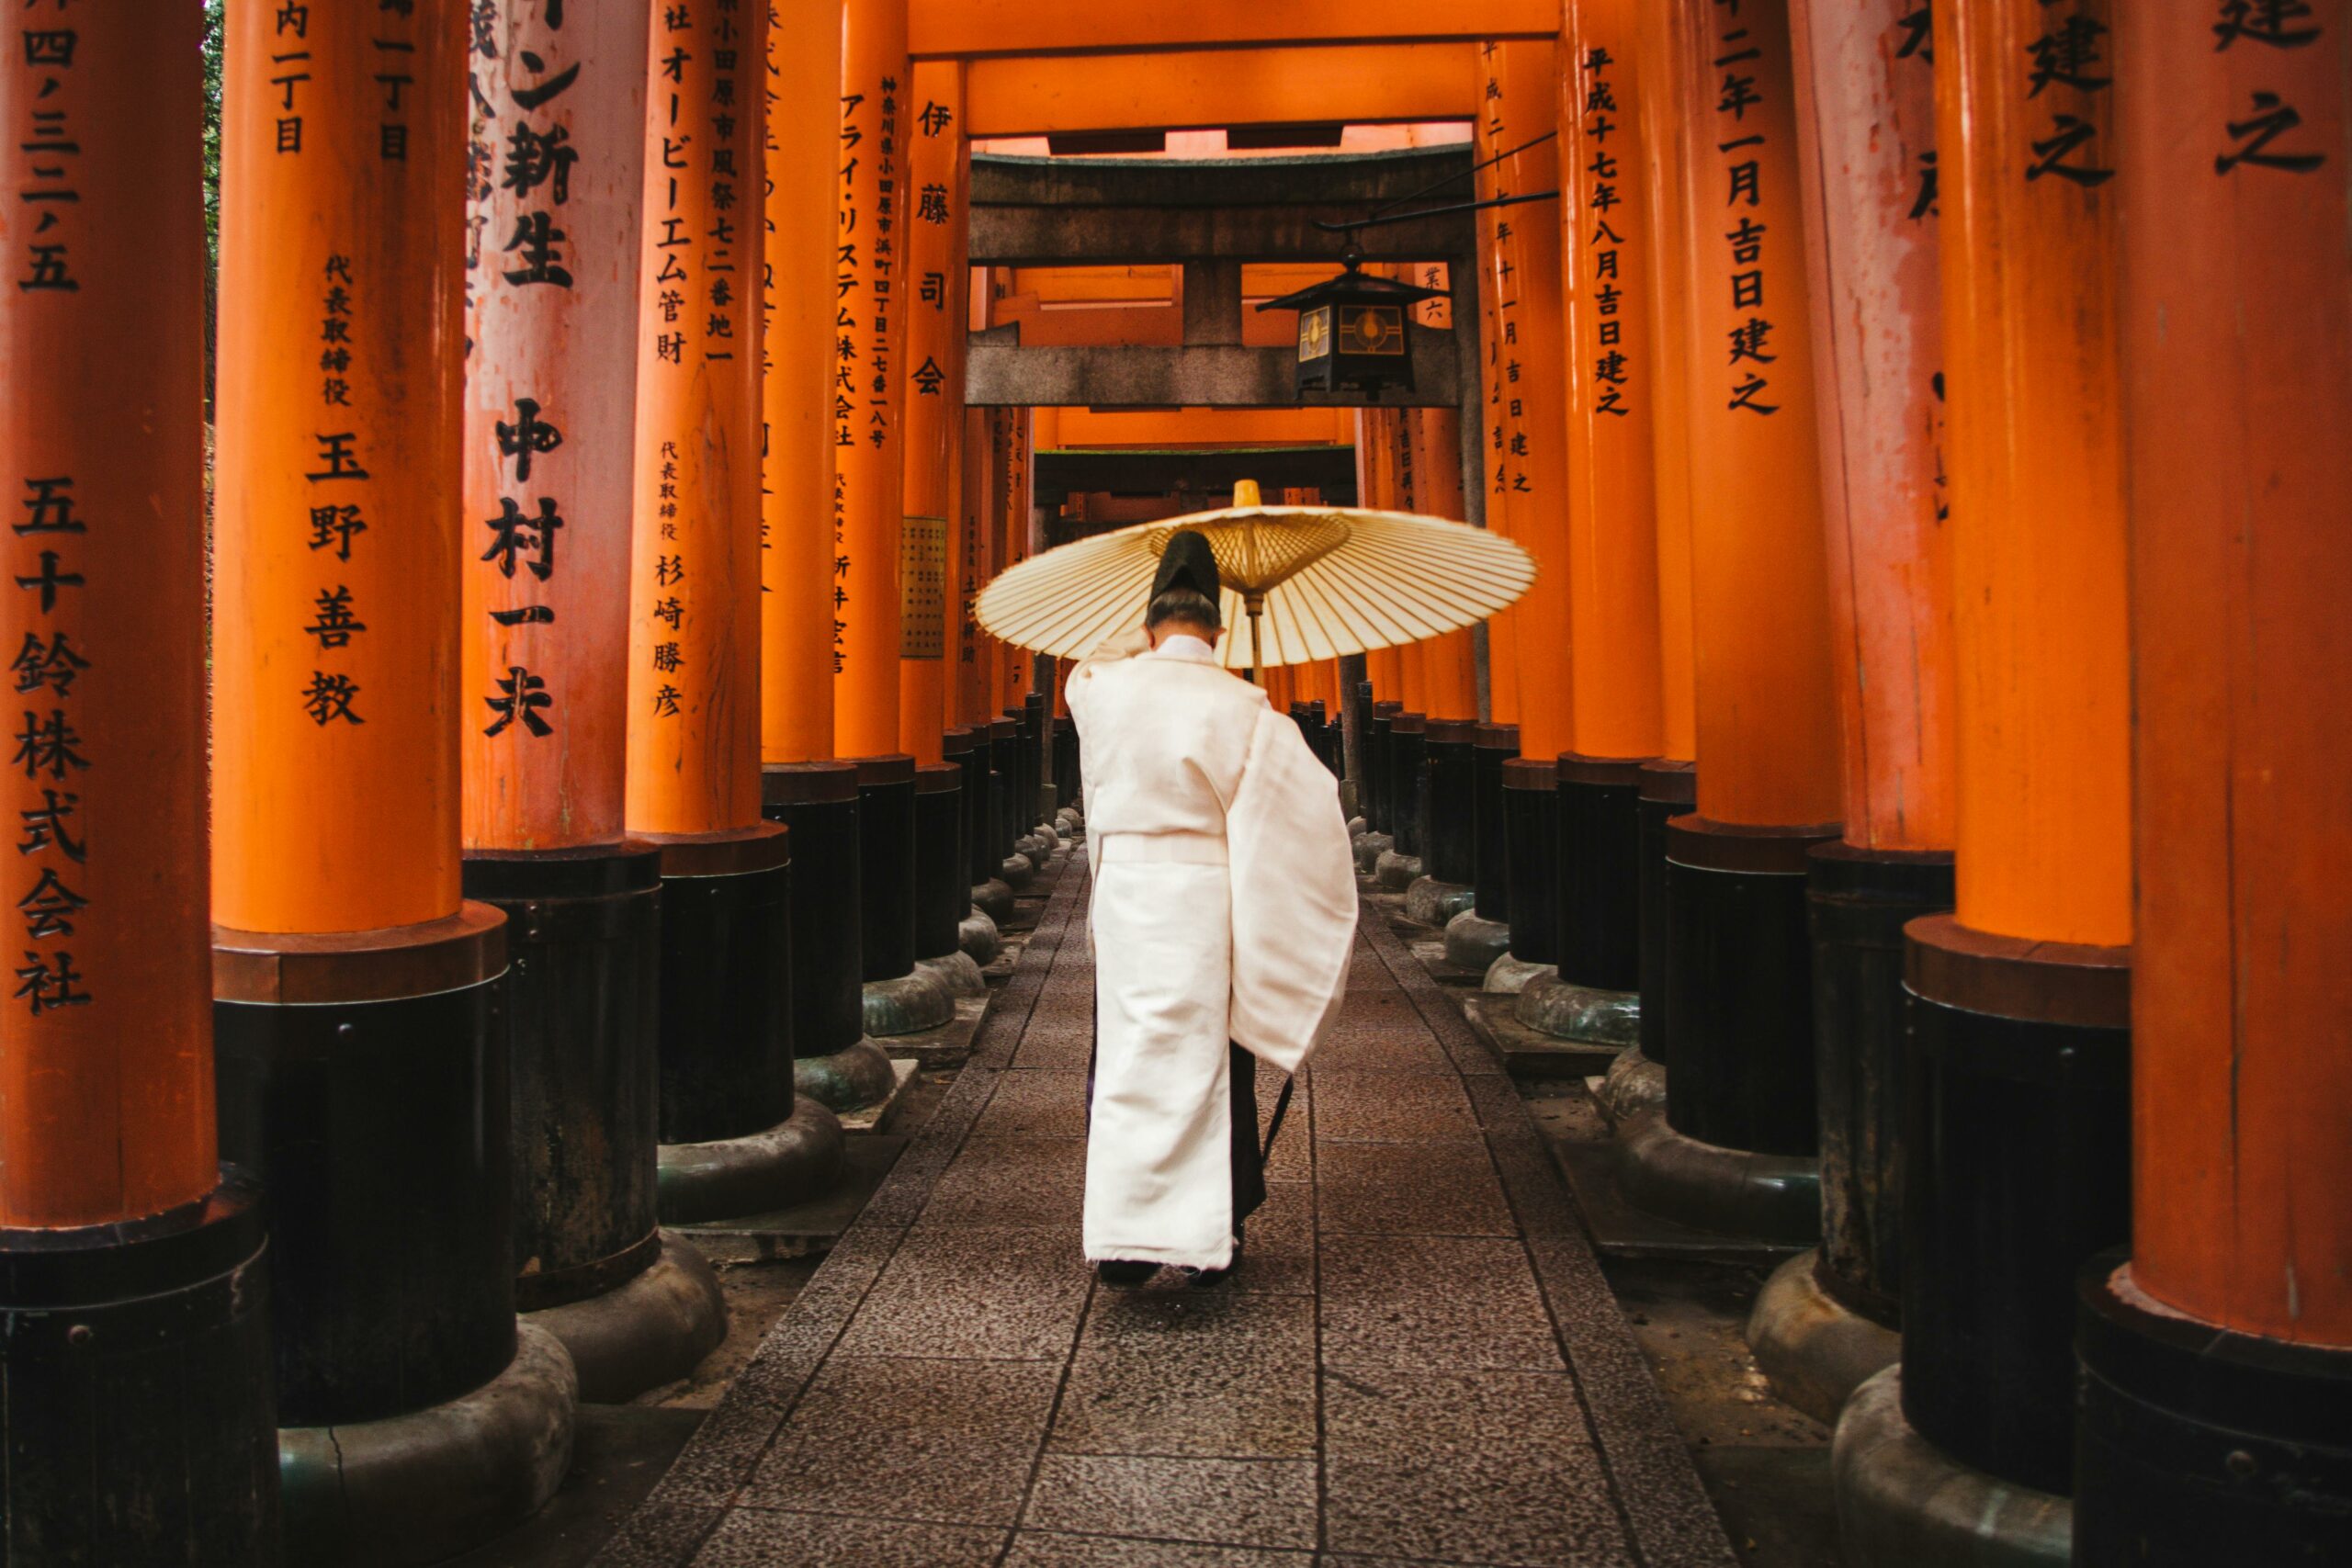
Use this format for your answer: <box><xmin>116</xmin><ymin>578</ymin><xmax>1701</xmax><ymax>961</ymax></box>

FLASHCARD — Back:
<box><xmin>1477</xmin><ymin>48</ymin><xmax>1532</xmax><ymax>503</ymax></box>
<box><xmin>899</xmin><ymin>61</ymin><xmax>963</xmax><ymax>673</ymax></box>
<box><xmin>212</xmin><ymin>0</ymin><xmax>466</xmax><ymax>936</ymax></box>
<box><xmin>625</xmin><ymin>0</ymin><xmax>766</xmax><ymax>836</ymax></box>
<box><xmin>831</xmin><ymin>0</ymin><xmax>912</xmax><ymax>757</ymax></box>
<box><xmin>2210</xmin><ymin>0</ymin><xmax>2329</xmax><ymax>178</ymax></box>
<box><xmin>3</xmin><ymin>6</ymin><xmax>220</xmax><ymax>1224</ymax></box>
<box><xmin>1711</xmin><ymin>2</ymin><xmax>1790</xmax><ymax>417</ymax></box>
<box><xmin>463</xmin><ymin>1</ymin><xmax>646</xmax><ymax>851</ymax></box>
<box><xmin>1578</xmin><ymin>39</ymin><xmax>1634</xmax><ymax>419</ymax></box>
<box><xmin>9</xmin><ymin>10</ymin><xmax>93</xmax><ymax>1012</ymax></box>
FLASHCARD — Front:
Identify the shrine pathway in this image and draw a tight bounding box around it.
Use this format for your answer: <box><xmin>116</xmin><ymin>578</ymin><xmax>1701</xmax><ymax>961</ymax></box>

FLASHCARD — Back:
<box><xmin>593</xmin><ymin>850</ymin><xmax>1738</xmax><ymax>1568</ymax></box>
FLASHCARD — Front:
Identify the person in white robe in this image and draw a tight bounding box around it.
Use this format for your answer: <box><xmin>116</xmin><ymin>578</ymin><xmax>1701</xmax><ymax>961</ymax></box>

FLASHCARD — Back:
<box><xmin>1065</xmin><ymin>530</ymin><xmax>1358</xmax><ymax>1286</ymax></box>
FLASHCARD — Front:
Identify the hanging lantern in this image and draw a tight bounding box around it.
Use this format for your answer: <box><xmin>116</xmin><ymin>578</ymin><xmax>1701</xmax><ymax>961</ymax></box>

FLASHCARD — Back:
<box><xmin>1258</xmin><ymin>259</ymin><xmax>1446</xmax><ymax>399</ymax></box>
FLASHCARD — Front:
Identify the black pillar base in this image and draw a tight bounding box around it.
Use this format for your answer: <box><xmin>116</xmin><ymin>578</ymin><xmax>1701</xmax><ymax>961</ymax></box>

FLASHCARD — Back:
<box><xmin>0</xmin><ymin>1178</ymin><xmax>280</xmax><ymax>1566</ymax></box>
<box><xmin>213</xmin><ymin>908</ymin><xmax>573</xmax><ymax>1562</ymax></box>
<box><xmin>1387</xmin><ymin>713</ymin><xmax>1428</xmax><ymax>863</ymax></box>
<box><xmin>1488</xmin><ymin>757</ymin><xmax>1562</xmax><ymax>989</ymax></box>
<box><xmin>988</xmin><ymin>720</ymin><xmax>1021</xmax><ymax>866</ymax></box>
<box><xmin>1555</xmin><ymin>755</ymin><xmax>1646</xmax><ymax>992</ymax></box>
<box><xmin>649</xmin><ymin>829</ymin><xmax>796</xmax><ymax>1147</ymax></box>
<box><xmin>2075</xmin><ymin>1254</ymin><xmax>2352</xmax><ymax>1566</ymax></box>
<box><xmin>1807</xmin><ymin>843</ymin><xmax>1954</xmax><ymax>1331</ymax></box>
<box><xmin>1635</xmin><ymin>761</ymin><xmax>1696</xmax><ymax>1073</ymax></box>
<box><xmin>1423</xmin><ymin>720</ymin><xmax>1479</xmax><ymax>886</ymax></box>
<box><xmin>1472</xmin><ymin>725</ymin><xmax>1519</xmax><ymax>926</ymax></box>
<box><xmin>463</xmin><ymin>841</ymin><xmax>722</xmax><ymax>1404</ymax></box>
<box><xmin>762</xmin><ymin>763</ymin><xmax>866</xmax><ymax>1058</ymax></box>
<box><xmin>1900</xmin><ymin>914</ymin><xmax>2131</xmax><ymax>1497</ymax></box>
<box><xmin>461</xmin><ymin>844</ymin><xmax>663</xmax><ymax>1313</ymax></box>
<box><xmin>915</xmin><ymin>764</ymin><xmax>965</xmax><ymax>963</ymax></box>
<box><xmin>850</xmin><ymin>756</ymin><xmax>954</xmax><ymax>1036</ymax></box>
<box><xmin>1661</xmin><ymin>816</ymin><xmax>1837</xmax><ymax>1158</ymax></box>
<box><xmin>1364</xmin><ymin>704</ymin><xmax>1397</xmax><ymax>836</ymax></box>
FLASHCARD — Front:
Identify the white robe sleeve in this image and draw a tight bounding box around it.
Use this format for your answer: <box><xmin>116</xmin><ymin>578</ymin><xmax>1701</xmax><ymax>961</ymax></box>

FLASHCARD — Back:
<box><xmin>1225</xmin><ymin>705</ymin><xmax>1357</xmax><ymax>1075</ymax></box>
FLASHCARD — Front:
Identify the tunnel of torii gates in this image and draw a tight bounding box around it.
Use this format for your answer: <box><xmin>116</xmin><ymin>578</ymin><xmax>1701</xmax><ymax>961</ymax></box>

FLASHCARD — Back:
<box><xmin>0</xmin><ymin>2</ymin><xmax>2344</xmax><ymax>1564</ymax></box>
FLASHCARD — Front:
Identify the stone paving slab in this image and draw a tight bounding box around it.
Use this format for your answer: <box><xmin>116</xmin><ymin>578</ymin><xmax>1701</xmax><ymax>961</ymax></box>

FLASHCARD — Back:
<box><xmin>591</xmin><ymin>849</ymin><xmax>1738</xmax><ymax>1568</ymax></box>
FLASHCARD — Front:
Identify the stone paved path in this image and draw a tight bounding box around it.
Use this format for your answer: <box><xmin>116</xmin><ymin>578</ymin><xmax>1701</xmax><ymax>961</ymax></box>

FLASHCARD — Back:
<box><xmin>595</xmin><ymin>854</ymin><xmax>1738</xmax><ymax>1568</ymax></box>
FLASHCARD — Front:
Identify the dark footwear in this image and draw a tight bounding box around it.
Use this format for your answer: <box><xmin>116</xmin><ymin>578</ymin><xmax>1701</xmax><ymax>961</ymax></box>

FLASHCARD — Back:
<box><xmin>1095</xmin><ymin>1259</ymin><xmax>1157</xmax><ymax>1288</ymax></box>
<box><xmin>1183</xmin><ymin>1227</ymin><xmax>1244</xmax><ymax>1290</ymax></box>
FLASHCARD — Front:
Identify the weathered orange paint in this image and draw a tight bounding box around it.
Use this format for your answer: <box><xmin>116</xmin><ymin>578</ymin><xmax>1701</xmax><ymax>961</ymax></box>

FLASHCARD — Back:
<box><xmin>994</xmin><ymin>406</ymin><xmax>1033</xmax><ymax>710</ymax></box>
<box><xmin>625</xmin><ymin>0</ymin><xmax>768</xmax><ymax>836</ymax></box>
<box><xmin>1557</xmin><ymin>0</ymin><xmax>1664</xmax><ymax>765</ymax></box>
<box><xmin>1634</xmin><ymin>0</ymin><xmax>1696</xmax><ymax>763</ymax></box>
<box><xmin>955</xmin><ymin>406</ymin><xmax>993</xmax><ymax>728</ymax></box>
<box><xmin>910</xmin><ymin>0</ymin><xmax>1557</xmax><ymax>59</ymax></box>
<box><xmin>2119</xmin><ymin>12</ymin><xmax>2349</xmax><ymax>1348</ymax></box>
<box><xmin>1408</xmin><ymin>408</ymin><xmax>1480</xmax><ymax>723</ymax></box>
<box><xmin>1668</xmin><ymin>0</ymin><xmax>1840</xmax><ymax>832</ymax></box>
<box><xmin>1934</xmin><ymin>0</ymin><xmax>2128</xmax><ymax>946</ymax></box>
<box><xmin>962</xmin><ymin>44</ymin><xmax>1477</xmax><ymax>139</ymax></box>
<box><xmin>1469</xmin><ymin>64</ymin><xmax>1522</xmax><ymax>733</ymax></box>
<box><xmin>1788</xmin><ymin>0</ymin><xmax>1953</xmax><ymax>854</ymax></box>
<box><xmin>763</xmin><ymin>0</ymin><xmax>844</xmax><ymax>764</ymax></box>
<box><xmin>214</xmin><ymin>0</ymin><xmax>467</xmax><ymax>933</ymax></box>
<box><xmin>464</xmin><ymin>1</ymin><xmax>645</xmax><ymax>852</ymax></box>
<box><xmin>1479</xmin><ymin>39</ymin><xmax>1576</xmax><ymax>761</ymax></box>
<box><xmin>833</xmin><ymin>0</ymin><xmax>911</xmax><ymax>759</ymax></box>
<box><xmin>898</xmin><ymin>60</ymin><xmax>967</xmax><ymax>766</ymax></box>
<box><xmin>1045</xmin><ymin>407</ymin><xmax>1352</xmax><ymax>449</ymax></box>
<box><xmin>0</xmin><ymin>5</ymin><xmax>216</xmax><ymax>1228</ymax></box>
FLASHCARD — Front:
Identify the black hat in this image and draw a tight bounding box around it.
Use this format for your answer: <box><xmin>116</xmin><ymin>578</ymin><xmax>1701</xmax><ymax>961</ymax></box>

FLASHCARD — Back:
<box><xmin>1151</xmin><ymin>528</ymin><xmax>1221</xmax><ymax>605</ymax></box>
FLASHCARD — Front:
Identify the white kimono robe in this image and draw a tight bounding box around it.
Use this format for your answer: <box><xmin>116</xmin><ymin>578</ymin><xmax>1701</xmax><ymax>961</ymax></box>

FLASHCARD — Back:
<box><xmin>1067</xmin><ymin>635</ymin><xmax>1358</xmax><ymax>1269</ymax></box>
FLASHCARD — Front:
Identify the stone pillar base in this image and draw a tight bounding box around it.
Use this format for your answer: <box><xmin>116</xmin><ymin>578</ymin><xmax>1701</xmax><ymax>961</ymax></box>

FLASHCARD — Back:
<box><xmin>1444</xmin><ymin>908</ymin><xmax>1510</xmax><ymax>973</ymax></box>
<box><xmin>1515</xmin><ymin>972</ymin><xmax>1640</xmax><ymax>1045</ymax></box>
<box><xmin>958</xmin><ymin>908</ymin><xmax>1002</xmax><ymax>964</ymax></box>
<box><xmin>972</xmin><ymin>878</ymin><xmax>1016</xmax><ymax>921</ymax></box>
<box><xmin>865</xmin><ymin>965</ymin><xmax>957</xmax><ymax>1036</ymax></box>
<box><xmin>657</xmin><ymin>1099</ymin><xmax>845</xmax><ymax>1225</ymax></box>
<box><xmin>1404</xmin><ymin>875</ymin><xmax>1476</xmax><ymax>928</ymax></box>
<box><xmin>1354</xmin><ymin>831</ymin><xmax>1393</xmax><ymax>874</ymax></box>
<box><xmin>1747</xmin><ymin>1248</ymin><xmax>1901</xmax><ymax>1426</ymax></box>
<box><xmin>1832</xmin><ymin>1367</ymin><xmax>2071</xmax><ymax>1567</ymax></box>
<box><xmin>1014</xmin><ymin>832</ymin><xmax>1052</xmax><ymax>872</ymax></box>
<box><xmin>523</xmin><ymin>1232</ymin><xmax>726</xmax><ymax>1404</ymax></box>
<box><xmin>1483</xmin><ymin>951</ymin><xmax>1553</xmax><ymax>995</ymax></box>
<box><xmin>279</xmin><ymin>1323</ymin><xmax>577</xmax><ymax>1568</ymax></box>
<box><xmin>1617</xmin><ymin>1110</ymin><xmax>1821</xmax><ymax>1245</ymax></box>
<box><xmin>1000</xmin><ymin>854</ymin><xmax>1035</xmax><ymax>891</ymax></box>
<box><xmin>918</xmin><ymin>948</ymin><xmax>989</xmax><ymax>998</ymax></box>
<box><xmin>795</xmin><ymin>1037</ymin><xmax>899</xmax><ymax>1111</ymax></box>
<box><xmin>1593</xmin><ymin>1044</ymin><xmax>1667</xmax><ymax>1126</ymax></box>
<box><xmin>1374</xmin><ymin>849</ymin><xmax>1424</xmax><ymax>890</ymax></box>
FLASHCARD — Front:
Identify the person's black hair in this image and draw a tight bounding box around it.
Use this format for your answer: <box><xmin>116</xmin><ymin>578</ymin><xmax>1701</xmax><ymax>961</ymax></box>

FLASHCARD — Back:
<box><xmin>1145</xmin><ymin>585</ymin><xmax>1222</xmax><ymax>631</ymax></box>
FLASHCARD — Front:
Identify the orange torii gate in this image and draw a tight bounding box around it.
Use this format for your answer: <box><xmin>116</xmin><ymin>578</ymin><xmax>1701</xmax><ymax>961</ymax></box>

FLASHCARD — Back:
<box><xmin>0</xmin><ymin>10</ymin><xmax>280</xmax><ymax>1562</ymax></box>
<box><xmin>460</xmin><ymin>0</ymin><xmax>726</xmax><ymax>1409</ymax></box>
<box><xmin>1745</xmin><ymin>0</ymin><xmax>1956</xmax><ymax>1427</ymax></box>
<box><xmin>212</xmin><ymin>2</ymin><xmax>574</xmax><ymax>1559</ymax></box>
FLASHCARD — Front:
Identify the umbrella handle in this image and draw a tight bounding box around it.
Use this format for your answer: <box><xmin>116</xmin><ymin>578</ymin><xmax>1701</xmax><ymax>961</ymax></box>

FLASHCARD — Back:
<box><xmin>1245</xmin><ymin>594</ymin><xmax>1265</xmax><ymax>684</ymax></box>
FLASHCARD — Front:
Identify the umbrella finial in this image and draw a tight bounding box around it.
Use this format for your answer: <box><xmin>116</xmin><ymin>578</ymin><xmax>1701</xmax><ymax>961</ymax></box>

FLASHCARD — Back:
<box><xmin>1231</xmin><ymin>479</ymin><xmax>1262</xmax><ymax>508</ymax></box>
